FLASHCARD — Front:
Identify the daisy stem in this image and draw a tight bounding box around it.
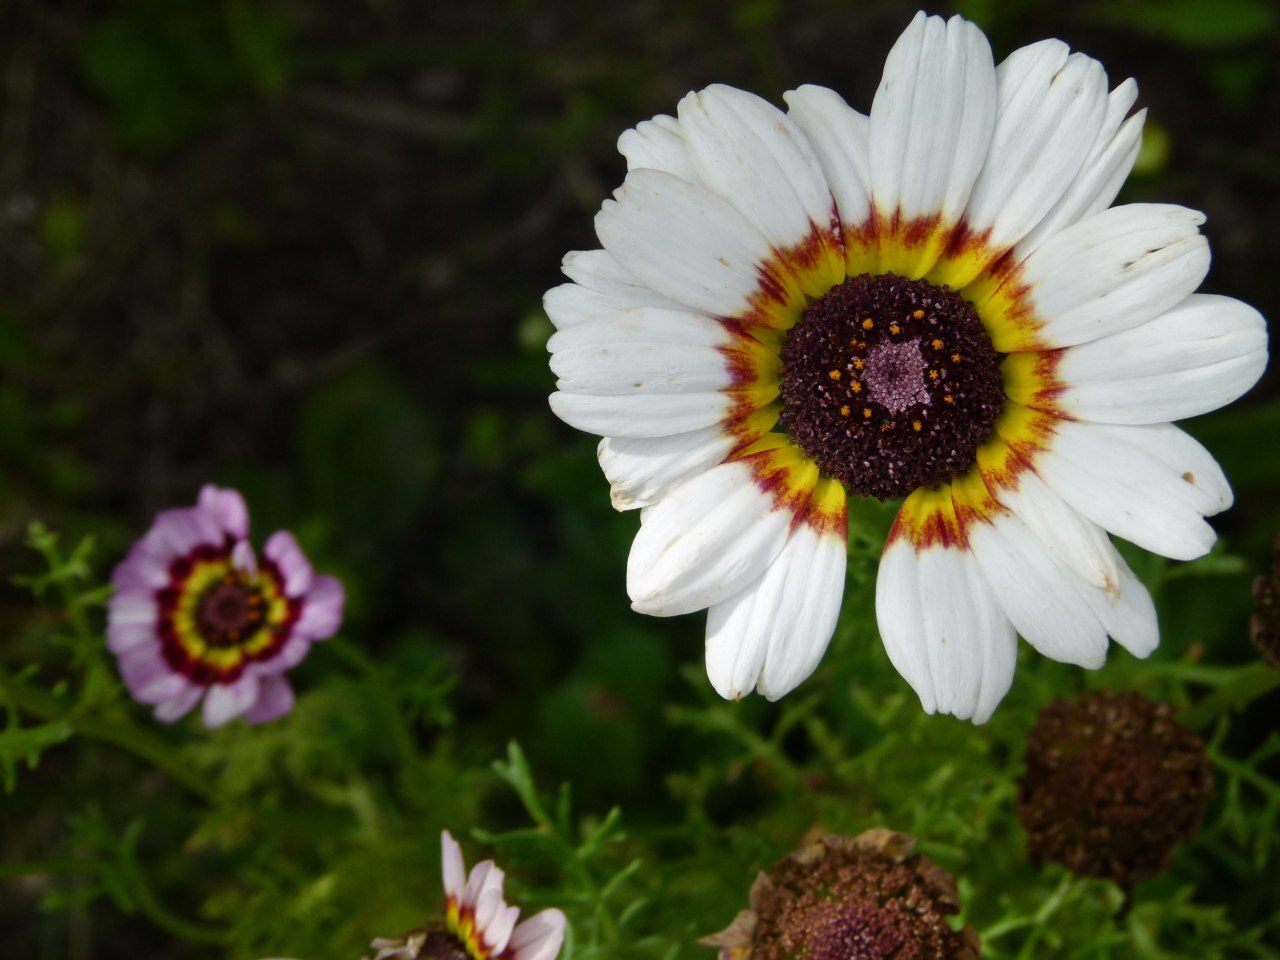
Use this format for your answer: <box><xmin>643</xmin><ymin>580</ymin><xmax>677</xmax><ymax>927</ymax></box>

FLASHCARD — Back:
<box><xmin>1184</xmin><ymin>662</ymin><xmax>1280</xmax><ymax>731</ymax></box>
<box><xmin>0</xmin><ymin>858</ymin><xmax>229</xmax><ymax>945</ymax></box>
<box><xmin>0</xmin><ymin>667</ymin><xmax>217</xmax><ymax>802</ymax></box>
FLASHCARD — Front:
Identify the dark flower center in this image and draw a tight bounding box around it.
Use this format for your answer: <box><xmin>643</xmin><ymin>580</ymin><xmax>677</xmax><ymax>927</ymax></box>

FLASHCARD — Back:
<box><xmin>778</xmin><ymin>273</ymin><xmax>1005</xmax><ymax>501</ymax></box>
<box><xmin>196</xmin><ymin>576</ymin><xmax>266</xmax><ymax>647</ymax></box>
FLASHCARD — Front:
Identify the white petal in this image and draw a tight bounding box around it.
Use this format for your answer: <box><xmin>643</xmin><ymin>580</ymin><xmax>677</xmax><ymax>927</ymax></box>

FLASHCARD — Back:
<box><xmin>545</xmin><ymin>250</ymin><xmax>682</xmax><ymax>331</ymax></box>
<box><xmin>462</xmin><ymin>860</ymin><xmax>498</xmax><ymax>911</ymax></box>
<box><xmin>441</xmin><ymin>831</ymin><xmax>466</xmax><ymax>901</ymax></box>
<box><xmin>678</xmin><ymin>85</ymin><xmax>840</xmax><ymax>290</ymax></box>
<box><xmin>784</xmin><ymin>84</ymin><xmax>872</xmax><ymax>229</ymax></box>
<box><xmin>552</xmin><ymin>342</ymin><xmax>730</xmax><ymax>396</ymax></box>
<box><xmin>967</xmin><ymin>512</ymin><xmax>1110</xmax><ymax>668</ymax></box>
<box><xmin>561</xmin><ymin>248</ymin><xmax>659</xmax><ymax>294</ymax></box>
<box><xmin>963</xmin><ymin>42</ymin><xmax>1108</xmax><ymax>254</ymax></box>
<box><xmin>549</xmin><ymin>389</ymin><xmax>731</xmax><ymax>440</ymax></box>
<box><xmin>598</xmin><ymin>427</ymin><xmax>737</xmax><ymax>511</ymax></box>
<box><xmin>486</xmin><ymin>905</ymin><xmax>522</xmax><ymax>956</ymax></box>
<box><xmin>547</xmin><ymin>306</ymin><xmax>730</xmax><ymax>352</ymax></box>
<box><xmin>1029</xmin><ymin>419</ymin><xmax>1230</xmax><ymax>561</ymax></box>
<box><xmin>508</xmin><ymin>909</ymin><xmax>566</xmax><ymax>960</ymax></box>
<box><xmin>876</xmin><ymin>538</ymin><xmax>1017</xmax><ymax>722</ymax></box>
<box><xmin>869</xmin><ymin>13</ymin><xmax>995</xmax><ymax>226</ymax></box>
<box><xmin>1015</xmin><ymin>79</ymin><xmax>1145</xmax><ymax>255</ymax></box>
<box><xmin>1010</xmin><ymin>204</ymin><xmax>1209</xmax><ymax>349</ymax></box>
<box><xmin>1052</xmin><ymin>294</ymin><xmax>1268</xmax><ymax>423</ymax></box>
<box><xmin>1094</xmin><ymin>556</ymin><xmax>1159</xmax><ymax>659</ymax></box>
<box><xmin>596</xmin><ymin>169</ymin><xmax>786</xmax><ymax>318</ymax></box>
<box><xmin>474</xmin><ymin>887</ymin><xmax>506</xmax><ymax>932</ymax></box>
<box><xmin>758</xmin><ymin>522</ymin><xmax>848</xmax><ymax>700</ymax></box>
<box><xmin>618</xmin><ymin>114</ymin><xmax>697</xmax><ymax>180</ymax></box>
<box><xmin>704</xmin><ymin>521</ymin><xmax>847</xmax><ymax>701</ymax></box>
<box><xmin>627</xmin><ymin>461</ymin><xmax>793</xmax><ymax>616</ymax></box>
<box><xmin>987</xmin><ymin>468</ymin><xmax>1122</xmax><ymax>592</ymax></box>
<box><xmin>875</xmin><ymin>539</ymin><xmax>936</xmax><ymax>714</ymax></box>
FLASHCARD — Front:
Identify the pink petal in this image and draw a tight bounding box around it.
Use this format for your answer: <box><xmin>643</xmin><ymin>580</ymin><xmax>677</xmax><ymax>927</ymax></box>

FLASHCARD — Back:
<box><xmin>264</xmin><ymin>530</ymin><xmax>315</xmax><ymax>597</ymax></box>
<box><xmin>197</xmin><ymin>485</ymin><xmax>250</xmax><ymax>540</ymax></box>
<box><xmin>295</xmin><ymin>575</ymin><xmax>345</xmax><ymax>640</ymax></box>
<box><xmin>154</xmin><ymin>685</ymin><xmax>204</xmax><ymax>723</ymax></box>
<box><xmin>242</xmin><ymin>675</ymin><xmax>295</xmax><ymax>724</ymax></box>
<box><xmin>202</xmin><ymin>678</ymin><xmax>260</xmax><ymax>728</ymax></box>
<box><xmin>117</xmin><ymin>646</ymin><xmax>187</xmax><ymax>704</ymax></box>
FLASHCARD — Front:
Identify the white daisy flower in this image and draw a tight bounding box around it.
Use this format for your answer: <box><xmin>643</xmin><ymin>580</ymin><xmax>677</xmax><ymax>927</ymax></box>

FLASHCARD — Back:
<box><xmin>545</xmin><ymin>12</ymin><xmax>1268</xmax><ymax>723</ymax></box>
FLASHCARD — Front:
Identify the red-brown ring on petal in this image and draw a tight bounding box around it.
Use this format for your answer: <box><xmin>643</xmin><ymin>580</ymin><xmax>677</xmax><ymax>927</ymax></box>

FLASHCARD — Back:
<box><xmin>885</xmin><ymin>493</ymin><xmax>969</xmax><ymax>550</ymax></box>
<box><xmin>154</xmin><ymin>545</ymin><xmax>302</xmax><ymax>686</ymax></box>
<box><xmin>734</xmin><ymin>224</ymin><xmax>843</xmax><ymax>331</ymax></box>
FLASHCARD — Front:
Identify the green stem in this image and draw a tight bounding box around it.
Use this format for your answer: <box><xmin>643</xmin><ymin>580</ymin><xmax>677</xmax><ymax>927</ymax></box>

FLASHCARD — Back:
<box><xmin>1209</xmin><ymin>745</ymin><xmax>1280</xmax><ymax>801</ymax></box>
<box><xmin>0</xmin><ymin>858</ymin><xmax>229</xmax><ymax>945</ymax></box>
<box><xmin>78</xmin><ymin>718</ymin><xmax>217</xmax><ymax>801</ymax></box>
<box><xmin>1186</xmin><ymin>663</ymin><xmax>1280</xmax><ymax>731</ymax></box>
<box><xmin>0</xmin><ymin>668</ymin><xmax>216</xmax><ymax>802</ymax></box>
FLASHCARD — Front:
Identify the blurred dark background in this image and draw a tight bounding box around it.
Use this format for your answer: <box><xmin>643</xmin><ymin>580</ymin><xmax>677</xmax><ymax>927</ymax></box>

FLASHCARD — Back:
<box><xmin>1</xmin><ymin>0</ymin><xmax>1278</xmax><ymax>956</ymax></box>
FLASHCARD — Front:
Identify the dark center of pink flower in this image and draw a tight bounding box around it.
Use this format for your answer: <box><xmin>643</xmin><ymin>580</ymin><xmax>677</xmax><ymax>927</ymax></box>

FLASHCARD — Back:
<box><xmin>778</xmin><ymin>272</ymin><xmax>1005</xmax><ymax>501</ymax></box>
<box><xmin>196</xmin><ymin>577</ymin><xmax>266</xmax><ymax>647</ymax></box>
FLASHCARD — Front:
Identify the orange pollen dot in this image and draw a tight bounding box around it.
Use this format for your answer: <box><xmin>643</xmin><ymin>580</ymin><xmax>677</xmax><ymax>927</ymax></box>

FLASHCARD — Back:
<box><xmin>928</xmin><ymin>369</ymin><xmax>939</xmax><ymax>380</ymax></box>
<box><xmin>889</xmin><ymin>323</ymin><xmax>901</xmax><ymax>335</ymax></box>
<box><xmin>913</xmin><ymin>309</ymin><xmax>926</xmax><ymax>320</ymax></box>
<box><xmin>861</xmin><ymin>318</ymin><xmax>874</xmax><ymax>330</ymax></box>
<box><xmin>828</xmin><ymin>369</ymin><xmax>842</xmax><ymax>381</ymax></box>
<box><xmin>853</xmin><ymin>358</ymin><xmax>865</xmax><ymax>370</ymax></box>
<box><xmin>912</xmin><ymin>420</ymin><xmax>923</xmax><ymax>432</ymax></box>
<box><xmin>944</xmin><ymin>394</ymin><xmax>955</xmax><ymax>404</ymax></box>
<box><xmin>840</xmin><ymin>405</ymin><xmax>851</xmax><ymax>416</ymax></box>
<box><xmin>850</xmin><ymin>381</ymin><xmax>863</xmax><ymax>393</ymax></box>
<box><xmin>931</xmin><ymin>338</ymin><xmax>944</xmax><ymax>350</ymax></box>
<box><xmin>952</xmin><ymin>352</ymin><xmax>962</xmax><ymax>363</ymax></box>
<box><xmin>880</xmin><ymin>421</ymin><xmax>892</xmax><ymax>432</ymax></box>
<box><xmin>863</xmin><ymin>407</ymin><xmax>873</xmax><ymax>418</ymax></box>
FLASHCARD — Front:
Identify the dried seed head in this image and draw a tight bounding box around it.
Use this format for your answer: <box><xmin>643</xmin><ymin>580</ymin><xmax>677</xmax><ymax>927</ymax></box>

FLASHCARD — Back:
<box><xmin>1017</xmin><ymin>691</ymin><xmax>1212</xmax><ymax>888</ymax></box>
<box><xmin>364</xmin><ymin>929</ymin><xmax>470</xmax><ymax>960</ymax></box>
<box><xmin>701</xmin><ymin>830</ymin><xmax>980</xmax><ymax>960</ymax></box>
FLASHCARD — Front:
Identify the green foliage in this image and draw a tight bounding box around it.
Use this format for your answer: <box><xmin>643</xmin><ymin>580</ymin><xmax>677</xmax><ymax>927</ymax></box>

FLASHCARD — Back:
<box><xmin>80</xmin><ymin>0</ymin><xmax>289</xmax><ymax>149</ymax></box>
<box><xmin>1088</xmin><ymin>0</ymin><xmax>1278</xmax><ymax>48</ymax></box>
<box><xmin>5</xmin><ymin>1</ymin><xmax>1280</xmax><ymax>958</ymax></box>
<box><xmin>5</xmin><ymin>517</ymin><xmax>1280</xmax><ymax>958</ymax></box>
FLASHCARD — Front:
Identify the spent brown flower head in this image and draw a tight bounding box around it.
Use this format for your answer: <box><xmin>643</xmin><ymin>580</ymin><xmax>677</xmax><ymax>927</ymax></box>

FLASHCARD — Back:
<box><xmin>1251</xmin><ymin>532</ymin><xmax>1280</xmax><ymax>669</ymax></box>
<box><xmin>701</xmin><ymin>830</ymin><xmax>980</xmax><ymax>960</ymax></box>
<box><xmin>1017</xmin><ymin>690</ymin><xmax>1211</xmax><ymax>888</ymax></box>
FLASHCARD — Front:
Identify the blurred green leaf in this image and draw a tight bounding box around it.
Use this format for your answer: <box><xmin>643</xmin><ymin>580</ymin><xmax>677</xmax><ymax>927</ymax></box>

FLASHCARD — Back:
<box><xmin>298</xmin><ymin>364</ymin><xmax>438</xmax><ymax>552</ymax></box>
<box><xmin>1090</xmin><ymin>0</ymin><xmax>1278</xmax><ymax>47</ymax></box>
<box><xmin>38</xmin><ymin>197</ymin><xmax>87</xmax><ymax>273</ymax></box>
<box><xmin>80</xmin><ymin>0</ymin><xmax>289</xmax><ymax>149</ymax></box>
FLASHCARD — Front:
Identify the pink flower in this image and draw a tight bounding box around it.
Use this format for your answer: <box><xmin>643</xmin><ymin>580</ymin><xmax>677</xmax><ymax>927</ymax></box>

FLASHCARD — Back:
<box><xmin>107</xmin><ymin>484</ymin><xmax>345</xmax><ymax>727</ymax></box>
<box><xmin>367</xmin><ymin>832</ymin><xmax>566</xmax><ymax>960</ymax></box>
